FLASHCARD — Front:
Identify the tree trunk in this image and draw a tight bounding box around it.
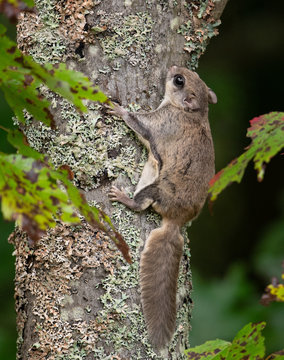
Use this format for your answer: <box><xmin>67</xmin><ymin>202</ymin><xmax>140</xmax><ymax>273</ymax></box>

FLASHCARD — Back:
<box><xmin>11</xmin><ymin>0</ymin><xmax>228</xmax><ymax>358</ymax></box>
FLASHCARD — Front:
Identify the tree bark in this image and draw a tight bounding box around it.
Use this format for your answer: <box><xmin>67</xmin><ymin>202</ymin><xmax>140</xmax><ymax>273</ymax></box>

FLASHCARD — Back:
<box><xmin>11</xmin><ymin>0</ymin><xmax>228</xmax><ymax>358</ymax></box>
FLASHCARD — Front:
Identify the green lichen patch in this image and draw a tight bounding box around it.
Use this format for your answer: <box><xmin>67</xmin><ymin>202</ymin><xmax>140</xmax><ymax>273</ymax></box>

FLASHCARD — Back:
<box><xmin>183</xmin><ymin>19</ymin><xmax>220</xmax><ymax>69</ymax></box>
<box><xmin>93</xmin><ymin>11</ymin><xmax>154</xmax><ymax>68</ymax></box>
<box><xmin>17</xmin><ymin>0</ymin><xmax>67</xmax><ymax>62</ymax></box>
<box><xmin>19</xmin><ymin>102</ymin><xmax>145</xmax><ymax>191</ymax></box>
<box><xmin>35</xmin><ymin>0</ymin><xmax>60</xmax><ymax>28</ymax></box>
<box><xmin>24</xmin><ymin>28</ymin><xmax>67</xmax><ymax>64</ymax></box>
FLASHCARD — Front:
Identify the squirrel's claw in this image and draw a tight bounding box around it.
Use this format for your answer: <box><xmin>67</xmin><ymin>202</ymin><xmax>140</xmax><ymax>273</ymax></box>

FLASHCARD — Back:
<box><xmin>108</xmin><ymin>185</ymin><xmax>129</xmax><ymax>203</ymax></box>
<box><xmin>105</xmin><ymin>102</ymin><xmax>127</xmax><ymax>118</ymax></box>
<box><xmin>108</xmin><ymin>185</ymin><xmax>123</xmax><ymax>201</ymax></box>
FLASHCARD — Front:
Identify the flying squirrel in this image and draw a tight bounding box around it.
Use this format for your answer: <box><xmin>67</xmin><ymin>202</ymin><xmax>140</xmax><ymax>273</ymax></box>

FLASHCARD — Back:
<box><xmin>107</xmin><ymin>66</ymin><xmax>217</xmax><ymax>350</ymax></box>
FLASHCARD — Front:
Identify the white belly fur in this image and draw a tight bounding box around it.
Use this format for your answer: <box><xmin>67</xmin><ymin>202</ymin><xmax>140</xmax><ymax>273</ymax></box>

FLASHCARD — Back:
<box><xmin>134</xmin><ymin>153</ymin><xmax>159</xmax><ymax>196</ymax></box>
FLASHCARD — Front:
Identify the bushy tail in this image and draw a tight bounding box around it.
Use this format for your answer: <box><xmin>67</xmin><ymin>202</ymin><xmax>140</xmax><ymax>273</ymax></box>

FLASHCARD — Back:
<box><xmin>140</xmin><ymin>219</ymin><xmax>184</xmax><ymax>350</ymax></box>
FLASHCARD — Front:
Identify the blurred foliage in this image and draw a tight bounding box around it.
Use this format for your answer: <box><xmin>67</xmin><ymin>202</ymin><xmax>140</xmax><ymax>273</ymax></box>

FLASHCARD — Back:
<box><xmin>261</xmin><ymin>271</ymin><xmax>284</xmax><ymax>306</ymax></box>
<box><xmin>0</xmin><ymin>15</ymin><xmax>16</xmax><ymax>360</ymax></box>
<box><xmin>267</xmin><ymin>279</ymin><xmax>284</xmax><ymax>302</ymax></box>
<box><xmin>190</xmin><ymin>262</ymin><xmax>284</xmax><ymax>354</ymax></box>
<box><xmin>0</xmin><ymin>0</ymin><xmax>284</xmax><ymax>358</ymax></box>
<box><xmin>0</xmin><ymin>0</ymin><xmax>34</xmax><ymax>23</ymax></box>
<box><xmin>0</xmin><ymin>212</ymin><xmax>16</xmax><ymax>359</ymax></box>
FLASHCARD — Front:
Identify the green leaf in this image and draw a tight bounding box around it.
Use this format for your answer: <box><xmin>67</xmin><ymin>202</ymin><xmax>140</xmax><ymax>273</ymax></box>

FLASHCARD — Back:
<box><xmin>0</xmin><ymin>153</ymin><xmax>78</xmax><ymax>241</ymax></box>
<box><xmin>209</xmin><ymin>112</ymin><xmax>284</xmax><ymax>201</ymax></box>
<box><xmin>185</xmin><ymin>339</ymin><xmax>231</xmax><ymax>359</ymax></box>
<box><xmin>185</xmin><ymin>322</ymin><xmax>266</xmax><ymax>360</ymax></box>
<box><xmin>247</xmin><ymin>112</ymin><xmax>284</xmax><ymax>180</ymax></box>
<box><xmin>0</xmin><ymin>34</ymin><xmax>54</xmax><ymax>126</ymax></box>
<box><xmin>228</xmin><ymin>322</ymin><xmax>266</xmax><ymax>360</ymax></box>
<box><xmin>0</xmin><ymin>24</ymin><xmax>6</xmax><ymax>35</ymax></box>
<box><xmin>21</xmin><ymin>0</ymin><xmax>34</xmax><ymax>7</ymax></box>
<box><xmin>6</xmin><ymin>128</ymin><xmax>44</xmax><ymax>160</ymax></box>
<box><xmin>261</xmin><ymin>272</ymin><xmax>284</xmax><ymax>305</ymax></box>
<box><xmin>0</xmin><ymin>0</ymin><xmax>35</xmax><ymax>7</ymax></box>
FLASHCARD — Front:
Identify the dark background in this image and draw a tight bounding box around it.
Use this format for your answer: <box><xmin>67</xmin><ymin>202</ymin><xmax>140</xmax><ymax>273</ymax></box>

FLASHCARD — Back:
<box><xmin>190</xmin><ymin>0</ymin><xmax>284</xmax><ymax>352</ymax></box>
<box><xmin>0</xmin><ymin>0</ymin><xmax>283</xmax><ymax>358</ymax></box>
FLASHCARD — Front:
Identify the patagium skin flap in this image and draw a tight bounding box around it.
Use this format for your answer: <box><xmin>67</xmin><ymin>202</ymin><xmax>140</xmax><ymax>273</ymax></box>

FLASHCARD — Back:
<box><xmin>108</xmin><ymin>66</ymin><xmax>217</xmax><ymax>350</ymax></box>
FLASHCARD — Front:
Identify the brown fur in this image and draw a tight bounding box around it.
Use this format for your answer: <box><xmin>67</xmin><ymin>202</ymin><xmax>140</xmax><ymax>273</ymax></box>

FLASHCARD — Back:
<box><xmin>108</xmin><ymin>66</ymin><xmax>216</xmax><ymax>350</ymax></box>
<box><xmin>140</xmin><ymin>219</ymin><xmax>183</xmax><ymax>349</ymax></box>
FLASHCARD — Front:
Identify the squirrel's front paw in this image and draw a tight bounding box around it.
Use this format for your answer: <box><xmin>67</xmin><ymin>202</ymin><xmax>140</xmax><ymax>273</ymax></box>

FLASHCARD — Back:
<box><xmin>108</xmin><ymin>186</ymin><xmax>129</xmax><ymax>203</ymax></box>
<box><xmin>106</xmin><ymin>102</ymin><xmax>128</xmax><ymax>118</ymax></box>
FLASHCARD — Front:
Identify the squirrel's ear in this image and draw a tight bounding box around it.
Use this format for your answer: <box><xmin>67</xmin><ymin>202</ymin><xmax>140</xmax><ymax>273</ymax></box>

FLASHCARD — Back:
<box><xmin>183</xmin><ymin>97</ymin><xmax>200</xmax><ymax>111</ymax></box>
<box><xmin>208</xmin><ymin>88</ymin><xmax>217</xmax><ymax>104</ymax></box>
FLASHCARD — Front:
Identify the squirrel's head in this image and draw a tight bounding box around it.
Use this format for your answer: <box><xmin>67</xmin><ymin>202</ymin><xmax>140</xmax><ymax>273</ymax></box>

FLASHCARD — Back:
<box><xmin>164</xmin><ymin>66</ymin><xmax>217</xmax><ymax>112</ymax></box>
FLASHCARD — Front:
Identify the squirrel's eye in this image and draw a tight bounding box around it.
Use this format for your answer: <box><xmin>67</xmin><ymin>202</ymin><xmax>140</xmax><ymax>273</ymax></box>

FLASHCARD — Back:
<box><xmin>173</xmin><ymin>74</ymin><xmax>185</xmax><ymax>88</ymax></box>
